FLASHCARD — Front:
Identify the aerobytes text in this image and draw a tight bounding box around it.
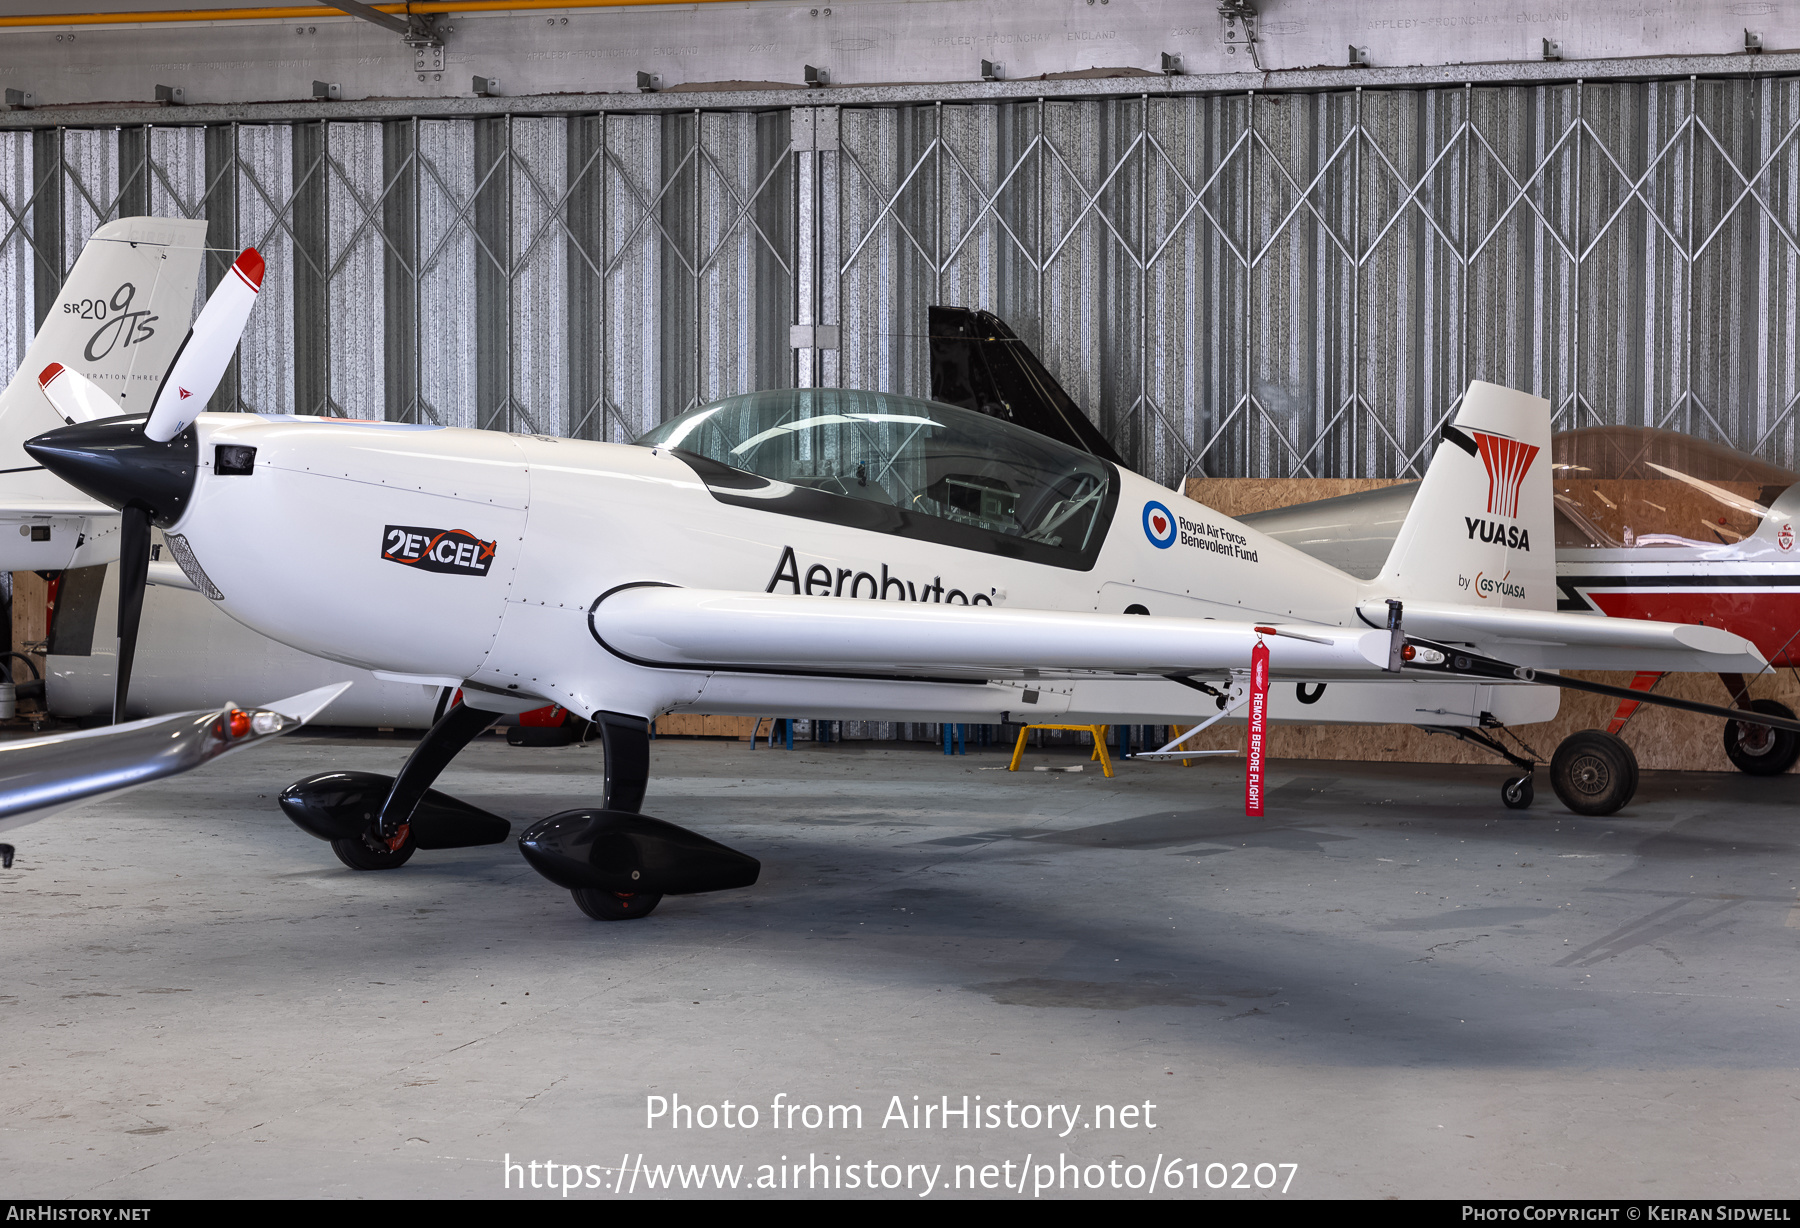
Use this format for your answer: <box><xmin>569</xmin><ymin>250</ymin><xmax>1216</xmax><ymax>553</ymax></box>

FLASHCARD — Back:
<box><xmin>1465</xmin><ymin>516</ymin><xmax>1531</xmax><ymax>551</ymax></box>
<box><xmin>381</xmin><ymin>525</ymin><xmax>497</xmax><ymax>576</ymax></box>
<box><xmin>766</xmin><ymin>546</ymin><xmax>994</xmax><ymax>605</ymax></box>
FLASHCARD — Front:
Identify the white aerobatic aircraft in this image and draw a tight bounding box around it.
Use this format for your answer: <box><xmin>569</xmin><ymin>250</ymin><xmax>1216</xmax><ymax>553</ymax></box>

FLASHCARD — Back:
<box><xmin>21</xmin><ymin>260</ymin><xmax>1800</xmax><ymax>919</ymax></box>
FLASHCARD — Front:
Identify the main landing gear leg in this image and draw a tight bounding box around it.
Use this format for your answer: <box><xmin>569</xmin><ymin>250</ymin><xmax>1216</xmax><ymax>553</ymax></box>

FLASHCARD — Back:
<box><xmin>372</xmin><ymin>700</ymin><xmax>505</xmax><ymax>844</ymax></box>
<box><xmin>1422</xmin><ymin>722</ymin><xmax>1540</xmax><ymax>813</ymax></box>
<box><xmin>596</xmin><ymin>710</ymin><xmax>650</xmax><ymax>813</ymax></box>
<box><xmin>516</xmin><ymin>711</ymin><xmax>760</xmax><ymax>922</ymax></box>
<box><xmin>279</xmin><ymin>700</ymin><xmax>512</xmax><ymax>871</ymax></box>
<box><xmin>554</xmin><ymin>710</ymin><xmax>660</xmax><ymax>919</ymax></box>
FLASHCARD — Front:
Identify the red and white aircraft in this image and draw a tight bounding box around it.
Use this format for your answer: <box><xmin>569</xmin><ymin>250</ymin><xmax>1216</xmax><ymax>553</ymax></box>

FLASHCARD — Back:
<box><xmin>20</xmin><ymin>272</ymin><xmax>1798</xmax><ymax>917</ymax></box>
<box><xmin>1241</xmin><ymin>427</ymin><xmax>1800</xmax><ymax>776</ymax></box>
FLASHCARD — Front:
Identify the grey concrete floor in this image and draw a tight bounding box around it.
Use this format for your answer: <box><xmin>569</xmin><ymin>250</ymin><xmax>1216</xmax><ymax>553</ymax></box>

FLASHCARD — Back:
<box><xmin>3</xmin><ymin>731</ymin><xmax>1798</xmax><ymax>1200</ymax></box>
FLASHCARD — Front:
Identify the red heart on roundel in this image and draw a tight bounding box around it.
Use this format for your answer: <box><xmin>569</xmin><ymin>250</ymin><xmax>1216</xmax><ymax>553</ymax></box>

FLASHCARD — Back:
<box><xmin>1152</xmin><ymin>514</ymin><xmax>1167</xmax><ymax>534</ymax></box>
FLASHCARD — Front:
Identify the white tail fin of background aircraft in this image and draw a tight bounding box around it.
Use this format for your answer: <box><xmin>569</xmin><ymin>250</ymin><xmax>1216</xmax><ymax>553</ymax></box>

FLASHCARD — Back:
<box><xmin>0</xmin><ymin>217</ymin><xmax>206</xmax><ymax>570</ymax></box>
<box><xmin>1374</xmin><ymin>380</ymin><xmax>1554</xmax><ymax>613</ymax></box>
<box><xmin>0</xmin><ymin>217</ymin><xmax>206</xmax><ymax>467</ymax></box>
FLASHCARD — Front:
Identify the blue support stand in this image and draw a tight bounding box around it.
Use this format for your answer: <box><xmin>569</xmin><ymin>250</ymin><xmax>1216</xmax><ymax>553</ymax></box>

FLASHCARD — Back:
<box><xmin>942</xmin><ymin>723</ymin><xmax>965</xmax><ymax>755</ymax></box>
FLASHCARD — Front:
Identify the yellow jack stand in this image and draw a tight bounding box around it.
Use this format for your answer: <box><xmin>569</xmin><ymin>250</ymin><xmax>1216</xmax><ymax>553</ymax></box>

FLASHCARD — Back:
<box><xmin>1008</xmin><ymin>724</ymin><xmax>1114</xmax><ymax>778</ymax></box>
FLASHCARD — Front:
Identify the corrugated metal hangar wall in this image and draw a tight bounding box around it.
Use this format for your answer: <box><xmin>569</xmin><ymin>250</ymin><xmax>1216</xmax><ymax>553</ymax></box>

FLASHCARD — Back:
<box><xmin>5</xmin><ymin>11</ymin><xmax>1800</xmax><ymax>487</ymax></box>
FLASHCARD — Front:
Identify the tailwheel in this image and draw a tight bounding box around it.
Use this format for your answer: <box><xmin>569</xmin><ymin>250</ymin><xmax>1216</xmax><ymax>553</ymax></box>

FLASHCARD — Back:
<box><xmin>572</xmin><ymin>888</ymin><xmax>662</xmax><ymax>921</ymax></box>
<box><xmin>1722</xmin><ymin>699</ymin><xmax>1800</xmax><ymax>776</ymax></box>
<box><xmin>1550</xmin><ymin>730</ymin><xmax>1639</xmax><ymax>816</ymax></box>
<box><xmin>330</xmin><ymin>831</ymin><xmax>416</xmax><ymax>871</ymax></box>
<box><xmin>1501</xmin><ymin>774</ymin><xmax>1534</xmax><ymax>811</ymax></box>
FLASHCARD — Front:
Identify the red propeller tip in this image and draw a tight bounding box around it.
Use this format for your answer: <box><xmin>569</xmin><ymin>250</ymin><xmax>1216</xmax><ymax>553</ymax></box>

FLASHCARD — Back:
<box><xmin>38</xmin><ymin>362</ymin><xmax>63</xmax><ymax>387</ymax></box>
<box><xmin>232</xmin><ymin>247</ymin><xmax>265</xmax><ymax>290</ymax></box>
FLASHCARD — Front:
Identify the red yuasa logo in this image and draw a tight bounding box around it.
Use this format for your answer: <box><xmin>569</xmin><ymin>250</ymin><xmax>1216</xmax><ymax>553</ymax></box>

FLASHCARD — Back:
<box><xmin>1473</xmin><ymin>431</ymin><xmax>1539</xmax><ymax>520</ymax></box>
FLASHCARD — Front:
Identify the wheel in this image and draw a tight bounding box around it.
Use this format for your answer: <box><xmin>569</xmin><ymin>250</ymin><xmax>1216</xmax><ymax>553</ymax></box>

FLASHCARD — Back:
<box><xmin>1722</xmin><ymin>699</ymin><xmax>1800</xmax><ymax>776</ymax></box>
<box><xmin>1550</xmin><ymin>730</ymin><xmax>1638</xmax><ymax>816</ymax></box>
<box><xmin>329</xmin><ymin>833</ymin><xmax>416</xmax><ymax>870</ymax></box>
<box><xmin>571</xmin><ymin>888</ymin><xmax>663</xmax><ymax>921</ymax></box>
<box><xmin>1501</xmin><ymin>774</ymin><xmax>1534</xmax><ymax>810</ymax></box>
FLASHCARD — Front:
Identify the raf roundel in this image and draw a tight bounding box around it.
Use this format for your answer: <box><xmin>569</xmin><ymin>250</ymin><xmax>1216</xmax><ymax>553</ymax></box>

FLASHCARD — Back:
<box><xmin>1143</xmin><ymin>500</ymin><xmax>1177</xmax><ymax>549</ymax></box>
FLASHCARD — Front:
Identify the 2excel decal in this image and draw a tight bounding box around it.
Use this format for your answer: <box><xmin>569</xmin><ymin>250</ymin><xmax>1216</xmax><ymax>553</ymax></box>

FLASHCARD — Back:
<box><xmin>381</xmin><ymin>525</ymin><xmax>497</xmax><ymax>576</ymax></box>
<box><xmin>1143</xmin><ymin>501</ymin><xmax>1177</xmax><ymax>549</ymax></box>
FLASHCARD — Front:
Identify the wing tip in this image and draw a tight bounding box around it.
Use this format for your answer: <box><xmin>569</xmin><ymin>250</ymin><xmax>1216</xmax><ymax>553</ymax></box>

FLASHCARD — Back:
<box><xmin>233</xmin><ymin>247</ymin><xmax>265</xmax><ymax>290</ymax></box>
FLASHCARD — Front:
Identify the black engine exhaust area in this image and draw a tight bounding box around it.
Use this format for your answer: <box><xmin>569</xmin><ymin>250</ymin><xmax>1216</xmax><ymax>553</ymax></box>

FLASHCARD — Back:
<box><xmin>518</xmin><ymin>810</ymin><xmax>760</xmax><ymax>897</ymax></box>
<box><xmin>279</xmin><ymin>770</ymin><xmax>511</xmax><ymax>849</ymax></box>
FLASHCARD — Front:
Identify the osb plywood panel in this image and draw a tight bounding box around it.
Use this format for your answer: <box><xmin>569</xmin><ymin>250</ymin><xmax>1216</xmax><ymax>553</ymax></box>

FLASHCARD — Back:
<box><xmin>1186</xmin><ymin>477</ymin><xmax>1411</xmax><ymax>519</ymax></box>
<box><xmin>11</xmin><ymin>570</ymin><xmax>46</xmax><ymax>676</ymax></box>
<box><xmin>1169</xmin><ymin>480</ymin><xmax>1800</xmax><ymax>774</ymax></box>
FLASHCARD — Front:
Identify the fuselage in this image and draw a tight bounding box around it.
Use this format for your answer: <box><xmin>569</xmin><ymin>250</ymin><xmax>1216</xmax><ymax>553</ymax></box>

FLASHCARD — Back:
<box><xmin>166</xmin><ymin>411</ymin><xmax>1404</xmax><ymax>726</ymax></box>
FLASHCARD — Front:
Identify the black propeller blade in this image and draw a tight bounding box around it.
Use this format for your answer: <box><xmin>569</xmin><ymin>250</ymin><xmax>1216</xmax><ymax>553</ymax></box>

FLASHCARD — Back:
<box><xmin>114</xmin><ymin>504</ymin><xmax>152</xmax><ymax>724</ymax></box>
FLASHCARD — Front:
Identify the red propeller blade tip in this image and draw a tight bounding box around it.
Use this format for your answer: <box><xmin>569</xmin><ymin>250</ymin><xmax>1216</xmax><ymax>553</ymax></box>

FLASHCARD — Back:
<box><xmin>232</xmin><ymin>248</ymin><xmax>265</xmax><ymax>290</ymax></box>
<box><xmin>37</xmin><ymin>362</ymin><xmax>63</xmax><ymax>388</ymax></box>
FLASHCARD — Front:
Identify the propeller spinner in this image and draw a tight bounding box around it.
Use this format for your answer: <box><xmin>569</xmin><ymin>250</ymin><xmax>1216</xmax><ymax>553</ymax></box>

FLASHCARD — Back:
<box><xmin>25</xmin><ymin>248</ymin><xmax>263</xmax><ymax>723</ymax></box>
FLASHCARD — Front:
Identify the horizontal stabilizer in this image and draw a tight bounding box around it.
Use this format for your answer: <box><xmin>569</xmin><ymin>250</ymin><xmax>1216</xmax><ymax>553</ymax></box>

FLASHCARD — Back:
<box><xmin>1364</xmin><ymin>600</ymin><xmax>1768</xmax><ymax>674</ymax></box>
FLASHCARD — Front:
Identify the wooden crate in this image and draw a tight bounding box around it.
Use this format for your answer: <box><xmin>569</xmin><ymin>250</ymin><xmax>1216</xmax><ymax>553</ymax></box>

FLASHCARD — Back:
<box><xmin>654</xmin><ymin>713</ymin><xmax>761</xmax><ymax>740</ymax></box>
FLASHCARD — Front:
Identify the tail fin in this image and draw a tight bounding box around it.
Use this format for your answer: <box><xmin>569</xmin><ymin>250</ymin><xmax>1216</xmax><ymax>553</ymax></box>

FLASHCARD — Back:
<box><xmin>0</xmin><ymin>217</ymin><xmax>206</xmax><ymax>467</ymax></box>
<box><xmin>927</xmin><ymin>305</ymin><xmax>1125</xmax><ymax>465</ymax></box>
<box><xmin>1375</xmin><ymin>381</ymin><xmax>1553</xmax><ymax>612</ymax></box>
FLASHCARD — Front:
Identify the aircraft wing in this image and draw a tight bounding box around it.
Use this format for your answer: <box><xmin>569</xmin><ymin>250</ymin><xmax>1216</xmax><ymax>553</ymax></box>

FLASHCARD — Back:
<box><xmin>594</xmin><ymin>586</ymin><xmax>1394</xmax><ymax>680</ymax></box>
<box><xmin>1357</xmin><ymin>600</ymin><xmax>1767</xmax><ymax>673</ymax></box>
<box><xmin>593</xmin><ymin>587</ymin><xmax>1768</xmax><ymax>683</ymax></box>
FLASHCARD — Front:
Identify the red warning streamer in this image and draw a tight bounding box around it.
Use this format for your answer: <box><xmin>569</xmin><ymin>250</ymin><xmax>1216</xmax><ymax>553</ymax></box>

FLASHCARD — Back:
<box><xmin>1246</xmin><ymin>638</ymin><xmax>1270</xmax><ymax>817</ymax></box>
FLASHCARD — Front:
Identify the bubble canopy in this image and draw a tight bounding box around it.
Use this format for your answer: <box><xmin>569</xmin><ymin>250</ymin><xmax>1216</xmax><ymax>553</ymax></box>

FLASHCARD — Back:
<box><xmin>1552</xmin><ymin>426</ymin><xmax>1800</xmax><ymax>549</ymax></box>
<box><xmin>638</xmin><ymin>389</ymin><xmax>1117</xmax><ymax>570</ymax></box>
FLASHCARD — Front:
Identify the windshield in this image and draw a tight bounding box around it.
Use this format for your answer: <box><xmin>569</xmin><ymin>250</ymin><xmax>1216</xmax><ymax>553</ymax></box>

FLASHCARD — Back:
<box><xmin>1552</xmin><ymin>426</ymin><xmax>1800</xmax><ymax>548</ymax></box>
<box><xmin>638</xmin><ymin>388</ymin><xmax>1116</xmax><ymax>567</ymax></box>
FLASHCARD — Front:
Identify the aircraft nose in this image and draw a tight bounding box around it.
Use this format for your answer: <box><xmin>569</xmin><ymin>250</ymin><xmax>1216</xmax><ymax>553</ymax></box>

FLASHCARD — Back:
<box><xmin>25</xmin><ymin>418</ymin><xmax>199</xmax><ymax>526</ymax></box>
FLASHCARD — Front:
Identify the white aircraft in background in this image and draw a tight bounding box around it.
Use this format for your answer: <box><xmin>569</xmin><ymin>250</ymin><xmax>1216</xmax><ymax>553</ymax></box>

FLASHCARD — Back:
<box><xmin>22</xmin><ymin>272</ymin><xmax>1797</xmax><ymax>918</ymax></box>
<box><xmin>0</xmin><ymin>216</ymin><xmax>204</xmax><ymax>574</ymax></box>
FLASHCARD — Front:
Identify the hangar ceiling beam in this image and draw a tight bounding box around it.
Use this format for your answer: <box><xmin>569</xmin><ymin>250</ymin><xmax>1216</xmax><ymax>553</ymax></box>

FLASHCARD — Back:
<box><xmin>313</xmin><ymin>0</ymin><xmax>411</xmax><ymax>37</ymax></box>
<box><xmin>0</xmin><ymin>0</ymin><xmax>753</xmax><ymax>29</ymax></box>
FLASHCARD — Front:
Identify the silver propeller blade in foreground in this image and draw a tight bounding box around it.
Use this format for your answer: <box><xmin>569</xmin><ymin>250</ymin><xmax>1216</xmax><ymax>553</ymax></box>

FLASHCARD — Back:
<box><xmin>0</xmin><ymin>681</ymin><xmax>351</xmax><ymax>853</ymax></box>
